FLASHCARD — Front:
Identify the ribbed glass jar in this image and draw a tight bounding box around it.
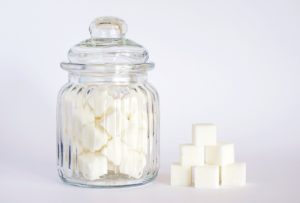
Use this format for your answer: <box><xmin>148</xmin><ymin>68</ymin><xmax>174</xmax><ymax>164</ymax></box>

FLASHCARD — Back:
<box><xmin>56</xmin><ymin>17</ymin><xmax>160</xmax><ymax>187</ymax></box>
<box><xmin>57</xmin><ymin>70</ymin><xmax>159</xmax><ymax>187</ymax></box>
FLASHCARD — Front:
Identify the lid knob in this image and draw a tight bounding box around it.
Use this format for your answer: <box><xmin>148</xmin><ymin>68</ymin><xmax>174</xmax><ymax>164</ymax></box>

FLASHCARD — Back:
<box><xmin>89</xmin><ymin>16</ymin><xmax>127</xmax><ymax>39</ymax></box>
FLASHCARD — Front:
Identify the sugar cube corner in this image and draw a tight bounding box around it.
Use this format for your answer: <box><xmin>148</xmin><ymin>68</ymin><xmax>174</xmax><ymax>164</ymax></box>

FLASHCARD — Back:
<box><xmin>170</xmin><ymin>163</ymin><xmax>192</xmax><ymax>186</ymax></box>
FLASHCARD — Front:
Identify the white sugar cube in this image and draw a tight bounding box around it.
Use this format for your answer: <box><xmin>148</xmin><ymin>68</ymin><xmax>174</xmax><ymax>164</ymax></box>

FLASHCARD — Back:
<box><xmin>100</xmin><ymin>110</ymin><xmax>130</xmax><ymax>137</ymax></box>
<box><xmin>192</xmin><ymin>124</ymin><xmax>217</xmax><ymax>146</ymax></box>
<box><xmin>61</xmin><ymin>91</ymin><xmax>74</xmax><ymax>136</ymax></box>
<box><xmin>221</xmin><ymin>162</ymin><xmax>246</xmax><ymax>186</ymax></box>
<box><xmin>170</xmin><ymin>163</ymin><xmax>192</xmax><ymax>186</ymax></box>
<box><xmin>205</xmin><ymin>143</ymin><xmax>234</xmax><ymax>165</ymax></box>
<box><xmin>73</xmin><ymin>107</ymin><xmax>95</xmax><ymax>126</ymax></box>
<box><xmin>63</xmin><ymin>97</ymin><xmax>95</xmax><ymax>142</ymax></box>
<box><xmin>101</xmin><ymin>137</ymin><xmax>123</xmax><ymax>166</ymax></box>
<box><xmin>62</xmin><ymin>91</ymin><xmax>94</xmax><ymax>137</ymax></box>
<box><xmin>78</xmin><ymin>153</ymin><xmax>108</xmax><ymax>180</ymax></box>
<box><xmin>121</xmin><ymin>91</ymin><xmax>147</xmax><ymax>116</ymax></box>
<box><xmin>79</xmin><ymin>124</ymin><xmax>108</xmax><ymax>152</ymax></box>
<box><xmin>194</xmin><ymin>165</ymin><xmax>219</xmax><ymax>189</ymax></box>
<box><xmin>180</xmin><ymin>144</ymin><xmax>204</xmax><ymax>166</ymax></box>
<box><xmin>121</xmin><ymin>125</ymin><xmax>148</xmax><ymax>154</ymax></box>
<box><xmin>87</xmin><ymin>87</ymin><xmax>114</xmax><ymax>117</ymax></box>
<box><xmin>120</xmin><ymin>149</ymin><xmax>146</xmax><ymax>179</ymax></box>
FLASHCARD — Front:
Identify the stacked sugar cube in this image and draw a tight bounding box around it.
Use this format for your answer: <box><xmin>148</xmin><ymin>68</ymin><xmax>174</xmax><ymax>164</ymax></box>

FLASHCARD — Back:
<box><xmin>170</xmin><ymin>124</ymin><xmax>246</xmax><ymax>188</ymax></box>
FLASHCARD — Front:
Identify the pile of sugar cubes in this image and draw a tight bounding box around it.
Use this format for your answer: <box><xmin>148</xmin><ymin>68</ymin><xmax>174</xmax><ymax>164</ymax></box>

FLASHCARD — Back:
<box><xmin>60</xmin><ymin>85</ymin><xmax>151</xmax><ymax>180</ymax></box>
<box><xmin>171</xmin><ymin>124</ymin><xmax>246</xmax><ymax>188</ymax></box>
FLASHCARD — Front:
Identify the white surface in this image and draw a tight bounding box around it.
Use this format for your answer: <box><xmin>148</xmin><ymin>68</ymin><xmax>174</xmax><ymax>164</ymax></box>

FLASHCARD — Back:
<box><xmin>0</xmin><ymin>0</ymin><xmax>300</xmax><ymax>202</ymax></box>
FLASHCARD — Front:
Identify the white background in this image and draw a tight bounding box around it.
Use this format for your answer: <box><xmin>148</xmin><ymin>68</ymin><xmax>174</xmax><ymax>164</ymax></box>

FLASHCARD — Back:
<box><xmin>0</xmin><ymin>0</ymin><xmax>299</xmax><ymax>202</ymax></box>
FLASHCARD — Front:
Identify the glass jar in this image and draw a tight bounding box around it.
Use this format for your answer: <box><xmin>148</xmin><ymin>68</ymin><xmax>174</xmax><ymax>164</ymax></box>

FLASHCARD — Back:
<box><xmin>56</xmin><ymin>17</ymin><xmax>160</xmax><ymax>187</ymax></box>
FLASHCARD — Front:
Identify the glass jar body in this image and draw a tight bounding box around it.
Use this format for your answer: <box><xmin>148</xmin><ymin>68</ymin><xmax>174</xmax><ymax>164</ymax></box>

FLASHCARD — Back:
<box><xmin>57</xmin><ymin>72</ymin><xmax>159</xmax><ymax>187</ymax></box>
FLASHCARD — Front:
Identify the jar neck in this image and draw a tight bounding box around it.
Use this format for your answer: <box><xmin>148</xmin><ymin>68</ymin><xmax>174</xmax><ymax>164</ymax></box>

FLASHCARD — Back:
<box><xmin>68</xmin><ymin>72</ymin><xmax>148</xmax><ymax>83</ymax></box>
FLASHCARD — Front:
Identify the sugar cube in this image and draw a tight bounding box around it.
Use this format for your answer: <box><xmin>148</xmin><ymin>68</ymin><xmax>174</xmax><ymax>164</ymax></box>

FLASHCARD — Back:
<box><xmin>100</xmin><ymin>110</ymin><xmax>130</xmax><ymax>137</ymax></box>
<box><xmin>205</xmin><ymin>143</ymin><xmax>234</xmax><ymax>165</ymax></box>
<box><xmin>78</xmin><ymin>153</ymin><xmax>108</xmax><ymax>181</ymax></box>
<box><xmin>221</xmin><ymin>162</ymin><xmax>246</xmax><ymax>186</ymax></box>
<box><xmin>79</xmin><ymin>124</ymin><xmax>108</xmax><ymax>152</ymax></box>
<box><xmin>101</xmin><ymin>137</ymin><xmax>123</xmax><ymax>166</ymax></box>
<box><xmin>192</xmin><ymin>124</ymin><xmax>217</xmax><ymax>146</ymax></box>
<box><xmin>121</xmin><ymin>125</ymin><xmax>148</xmax><ymax>154</ymax></box>
<box><xmin>194</xmin><ymin>165</ymin><xmax>219</xmax><ymax>189</ymax></box>
<box><xmin>170</xmin><ymin>163</ymin><xmax>192</xmax><ymax>186</ymax></box>
<box><xmin>119</xmin><ymin>149</ymin><xmax>146</xmax><ymax>179</ymax></box>
<box><xmin>87</xmin><ymin>87</ymin><xmax>114</xmax><ymax>117</ymax></box>
<box><xmin>180</xmin><ymin>144</ymin><xmax>204</xmax><ymax>166</ymax></box>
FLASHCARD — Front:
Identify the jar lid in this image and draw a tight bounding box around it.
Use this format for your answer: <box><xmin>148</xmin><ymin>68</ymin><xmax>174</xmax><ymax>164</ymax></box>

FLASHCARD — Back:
<box><xmin>67</xmin><ymin>17</ymin><xmax>149</xmax><ymax>64</ymax></box>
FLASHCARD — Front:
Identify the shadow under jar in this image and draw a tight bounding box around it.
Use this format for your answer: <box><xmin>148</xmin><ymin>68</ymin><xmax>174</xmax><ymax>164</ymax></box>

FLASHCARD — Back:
<box><xmin>56</xmin><ymin>17</ymin><xmax>159</xmax><ymax>187</ymax></box>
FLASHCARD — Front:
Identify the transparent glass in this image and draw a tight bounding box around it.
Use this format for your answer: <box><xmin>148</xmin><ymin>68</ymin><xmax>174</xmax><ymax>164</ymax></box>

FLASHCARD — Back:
<box><xmin>57</xmin><ymin>16</ymin><xmax>159</xmax><ymax>187</ymax></box>
<box><xmin>57</xmin><ymin>69</ymin><xmax>159</xmax><ymax>187</ymax></box>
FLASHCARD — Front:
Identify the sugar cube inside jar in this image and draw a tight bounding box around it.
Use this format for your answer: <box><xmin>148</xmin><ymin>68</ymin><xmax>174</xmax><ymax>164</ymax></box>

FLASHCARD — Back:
<box><xmin>57</xmin><ymin>17</ymin><xmax>160</xmax><ymax>187</ymax></box>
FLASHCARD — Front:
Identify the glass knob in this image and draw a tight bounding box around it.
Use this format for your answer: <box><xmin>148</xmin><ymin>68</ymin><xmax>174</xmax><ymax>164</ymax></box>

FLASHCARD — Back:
<box><xmin>89</xmin><ymin>16</ymin><xmax>127</xmax><ymax>39</ymax></box>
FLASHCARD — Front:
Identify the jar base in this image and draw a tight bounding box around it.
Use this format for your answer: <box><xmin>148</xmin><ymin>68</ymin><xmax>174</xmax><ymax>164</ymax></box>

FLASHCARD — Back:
<box><xmin>58</xmin><ymin>169</ymin><xmax>158</xmax><ymax>188</ymax></box>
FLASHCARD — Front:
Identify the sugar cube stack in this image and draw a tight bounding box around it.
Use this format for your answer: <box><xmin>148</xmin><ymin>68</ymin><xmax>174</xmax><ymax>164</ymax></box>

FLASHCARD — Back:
<box><xmin>170</xmin><ymin>123</ymin><xmax>246</xmax><ymax>188</ymax></box>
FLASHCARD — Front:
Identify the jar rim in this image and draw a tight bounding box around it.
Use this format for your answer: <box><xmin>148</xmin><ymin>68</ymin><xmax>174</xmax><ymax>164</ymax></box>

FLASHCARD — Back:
<box><xmin>60</xmin><ymin>62</ymin><xmax>154</xmax><ymax>74</ymax></box>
